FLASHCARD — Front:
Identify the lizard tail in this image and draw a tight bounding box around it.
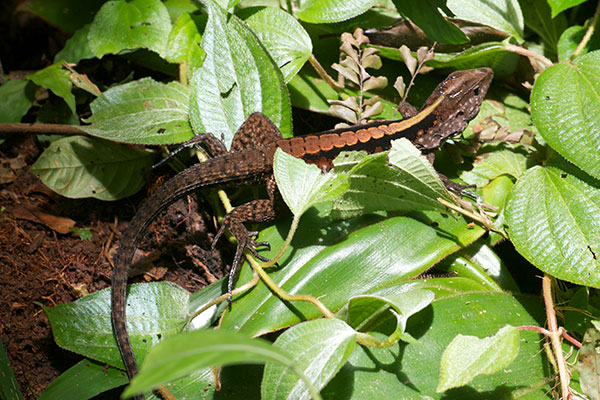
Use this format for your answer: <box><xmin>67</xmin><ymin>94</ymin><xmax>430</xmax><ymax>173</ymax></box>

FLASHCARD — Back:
<box><xmin>111</xmin><ymin>149</ymin><xmax>273</xmax><ymax>398</ymax></box>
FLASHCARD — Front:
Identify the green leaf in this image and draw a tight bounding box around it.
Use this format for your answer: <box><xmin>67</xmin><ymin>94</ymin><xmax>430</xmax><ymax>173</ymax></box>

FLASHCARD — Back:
<box><xmin>295</xmin><ymin>0</ymin><xmax>378</xmax><ymax>23</ymax></box>
<box><xmin>81</xmin><ymin>78</ymin><xmax>193</xmax><ymax>145</ymax></box>
<box><xmin>437</xmin><ymin>325</ymin><xmax>520</xmax><ymax>392</ymax></box>
<box><xmin>547</xmin><ymin>0</ymin><xmax>586</xmax><ymax>17</ymax></box>
<box><xmin>531</xmin><ymin>51</ymin><xmax>600</xmax><ymax>179</ymax></box>
<box><xmin>18</xmin><ymin>0</ymin><xmax>104</xmax><ymax>34</ymax></box>
<box><xmin>461</xmin><ymin>145</ymin><xmax>531</xmax><ymax>186</ymax></box>
<box><xmin>88</xmin><ymin>0</ymin><xmax>172</xmax><ymax>58</ymax></box>
<box><xmin>377</xmin><ymin>276</ymin><xmax>491</xmax><ymax>300</ymax></box>
<box><xmin>332</xmin><ymin>139</ymin><xmax>451</xmax><ymax>219</ymax></box>
<box><xmin>164</xmin><ymin>12</ymin><xmax>205</xmax><ymax>75</ymax></box>
<box><xmin>322</xmin><ymin>293</ymin><xmax>550</xmax><ymax>399</ymax></box>
<box><xmin>39</xmin><ymin>359</ymin><xmax>127</xmax><ymax>400</ymax></box>
<box><xmin>392</xmin><ymin>0</ymin><xmax>468</xmax><ymax>45</ymax></box>
<box><xmin>189</xmin><ymin>0</ymin><xmax>292</xmax><ymax>148</ymax></box>
<box><xmin>435</xmin><ymin>242</ymin><xmax>519</xmax><ymax>292</ymax></box>
<box><xmin>0</xmin><ymin>80</ymin><xmax>35</xmax><ymax>123</ymax></box>
<box><xmin>124</xmin><ymin>330</ymin><xmax>302</xmax><ymax>398</ymax></box>
<box><xmin>578</xmin><ymin>323</ymin><xmax>600</xmax><ymax>400</ymax></box>
<box><xmin>347</xmin><ymin>290</ymin><xmax>435</xmax><ymax>345</ymax></box>
<box><xmin>28</xmin><ymin>63</ymin><xmax>76</xmax><ymax>114</ymax></box>
<box><xmin>42</xmin><ymin>282</ymin><xmax>189</xmax><ymax>370</ymax></box>
<box><xmin>262</xmin><ymin>319</ymin><xmax>356</xmax><ymax>400</ymax></box>
<box><xmin>426</xmin><ymin>41</ymin><xmax>520</xmax><ymax>79</ymax></box>
<box><xmin>0</xmin><ymin>339</ymin><xmax>22</xmax><ymax>400</ymax></box>
<box><xmin>54</xmin><ymin>24</ymin><xmax>95</xmax><ymax>64</ymax></box>
<box><xmin>31</xmin><ymin>136</ymin><xmax>152</xmax><ymax>200</ymax></box>
<box><xmin>288</xmin><ymin>68</ymin><xmax>399</xmax><ymax>118</ymax></box>
<box><xmin>274</xmin><ymin>149</ymin><xmax>349</xmax><ymax>217</ymax></box>
<box><xmin>506</xmin><ymin>162</ymin><xmax>600</xmax><ymax>287</ymax></box>
<box><xmin>557</xmin><ymin>25</ymin><xmax>600</xmax><ymax>61</ymax></box>
<box><xmin>222</xmin><ymin>210</ymin><xmax>484</xmax><ymax>337</ymax></box>
<box><xmin>69</xmin><ymin>227</ymin><xmax>92</xmax><ymax>241</ymax></box>
<box><xmin>447</xmin><ymin>0</ymin><xmax>524</xmax><ymax>42</ymax></box>
<box><xmin>240</xmin><ymin>7</ymin><xmax>312</xmax><ymax>83</ymax></box>
<box><xmin>518</xmin><ymin>0</ymin><xmax>566</xmax><ymax>50</ymax></box>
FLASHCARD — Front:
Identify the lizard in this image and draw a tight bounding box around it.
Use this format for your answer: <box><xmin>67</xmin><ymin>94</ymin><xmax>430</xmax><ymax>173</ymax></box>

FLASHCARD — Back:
<box><xmin>111</xmin><ymin>67</ymin><xmax>493</xmax><ymax>398</ymax></box>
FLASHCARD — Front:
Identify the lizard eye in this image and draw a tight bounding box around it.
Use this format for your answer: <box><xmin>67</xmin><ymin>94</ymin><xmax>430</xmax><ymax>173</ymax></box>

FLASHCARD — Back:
<box><xmin>473</xmin><ymin>88</ymin><xmax>480</xmax><ymax>96</ymax></box>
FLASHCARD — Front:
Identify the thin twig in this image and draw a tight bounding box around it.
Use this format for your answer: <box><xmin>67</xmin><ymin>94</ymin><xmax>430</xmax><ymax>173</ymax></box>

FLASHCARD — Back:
<box><xmin>437</xmin><ymin>197</ymin><xmax>506</xmax><ymax>236</ymax></box>
<box><xmin>542</xmin><ymin>275</ymin><xmax>571</xmax><ymax>399</ymax></box>
<box><xmin>0</xmin><ymin>123</ymin><xmax>88</xmax><ymax>137</ymax></box>
<box><xmin>504</xmin><ymin>44</ymin><xmax>554</xmax><ymax>69</ymax></box>
<box><xmin>308</xmin><ymin>54</ymin><xmax>344</xmax><ymax>93</ymax></box>
<box><xmin>518</xmin><ymin>325</ymin><xmax>582</xmax><ymax>348</ymax></box>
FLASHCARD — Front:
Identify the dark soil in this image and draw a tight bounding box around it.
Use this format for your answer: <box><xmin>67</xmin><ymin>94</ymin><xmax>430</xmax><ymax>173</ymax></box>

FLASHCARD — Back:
<box><xmin>0</xmin><ymin>135</ymin><xmax>229</xmax><ymax>399</ymax></box>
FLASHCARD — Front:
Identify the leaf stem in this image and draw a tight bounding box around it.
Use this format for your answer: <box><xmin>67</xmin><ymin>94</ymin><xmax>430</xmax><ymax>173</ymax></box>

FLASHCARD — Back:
<box><xmin>517</xmin><ymin>325</ymin><xmax>582</xmax><ymax>348</ymax></box>
<box><xmin>308</xmin><ymin>54</ymin><xmax>343</xmax><ymax>92</ymax></box>
<box><xmin>503</xmin><ymin>44</ymin><xmax>554</xmax><ymax>68</ymax></box>
<box><xmin>569</xmin><ymin>0</ymin><xmax>600</xmax><ymax>61</ymax></box>
<box><xmin>248</xmin><ymin>254</ymin><xmax>336</xmax><ymax>319</ymax></box>
<box><xmin>437</xmin><ymin>198</ymin><xmax>507</xmax><ymax>237</ymax></box>
<box><xmin>0</xmin><ymin>123</ymin><xmax>88</xmax><ymax>137</ymax></box>
<box><xmin>542</xmin><ymin>275</ymin><xmax>571</xmax><ymax>399</ymax></box>
<box><xmin>262</xmin><ymin>215</ymin><xmax>300</xmax><ymax>268</ymax></box>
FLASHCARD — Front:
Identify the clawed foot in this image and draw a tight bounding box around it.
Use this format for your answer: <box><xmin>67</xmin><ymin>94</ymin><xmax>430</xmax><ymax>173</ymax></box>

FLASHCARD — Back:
<box><xmin>212</xmin><ymin>225</ymin><xmax>271</xmax><ymax>305</ymax></box>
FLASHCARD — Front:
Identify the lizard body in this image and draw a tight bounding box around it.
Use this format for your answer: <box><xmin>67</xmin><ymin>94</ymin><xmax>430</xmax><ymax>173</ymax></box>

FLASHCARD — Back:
<box><xmin>111</xmin><ymin>67</ymin><xmax>493</xmax><ymax>398</ymax></box>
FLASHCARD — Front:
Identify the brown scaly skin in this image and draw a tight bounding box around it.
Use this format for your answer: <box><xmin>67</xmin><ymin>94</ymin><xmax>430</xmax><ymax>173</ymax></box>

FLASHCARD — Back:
<box><xmin>111</xmin><ymin>68</ymin><xmax>493</xmax><ymax>399</ymax></box>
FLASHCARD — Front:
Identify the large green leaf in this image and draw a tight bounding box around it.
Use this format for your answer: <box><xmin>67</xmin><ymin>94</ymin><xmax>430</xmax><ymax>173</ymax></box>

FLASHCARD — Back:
<box><xmin>240</xmin><ymin>7</ymin><xmax>312</xmax><ymax>83</ymax></box>
<box><xmin>262</xmin><ymin>319</ymin><xmax>356</xmax><ymax>400</ymax></box>
<box><xmin>31</xmin><ymin>136</ymin><xmax>152</xmax><ymax>200</ymax></box>
<box><xmin>332</xmin><ymin>139</ymin><xmax>451</xmax><ymax>219</ymax></box>
<box><xmin>88</xmin><ymin>0</ymin><xmax>172</xmax><ymax>58</ymax></box>
<box><xmin>221</xmin><ymin>208</ymin><xmax>484</xmax><ymax>336</ymax></box>
<box><xmin>295</xmin><ymin>0</ymin><xmax>378</xmax><ymax>23</ymax></box>
<box><xmin>39</xmin><ymin>359</ymin><xmax>127</xmax><ymax>400</ymax></box>
<box><xmin>506</xmin><ymin>161</ymin><xmax>600</xmax><ymax>287</ymax></box>
<box><xmin>0</xmin><ymin>79</ymin><xmax>35</xmax><ymax>123</ymax></box>
<box><xmin>531</xmin><ymin>51</ymin><xmax>600</xmax><ymax>179</ymax></box>
<box><xmin>42</xmin><ymin>282</ymin><xmax>189</xmax><ymax>369</ymax></box>
<box><xmin>124</xmin><ymin>330</ymin><xmax>308</xmax><ymax>398</ymax></box>
<box><xmin>322</xmin><ymin>293</ymin><xmax>550</xmax><ymax>399</ymax></box>
<box><xmin>189</xmin><ymin>0</ymin><xmax>292</xmax><ymax>148</ymax></box>
<box><xmin>81</xmin><ymin>78</ymin><xmax>193</xmax><ymax>145</ymax></box>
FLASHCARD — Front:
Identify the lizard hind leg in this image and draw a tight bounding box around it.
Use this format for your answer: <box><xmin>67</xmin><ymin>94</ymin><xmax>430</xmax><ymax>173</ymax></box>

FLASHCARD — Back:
<box><xmin>211</xmin><ymin>199</ymin><xmax>277</xmax><ymax>302</ymax></box>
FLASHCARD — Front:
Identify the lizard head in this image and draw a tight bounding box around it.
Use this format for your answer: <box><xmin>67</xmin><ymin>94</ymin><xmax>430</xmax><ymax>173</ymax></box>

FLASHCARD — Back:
<box><xmin>415</xmin><ymin>67</ymin><xmax>494</xmax><ymax>150</ymax></box>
